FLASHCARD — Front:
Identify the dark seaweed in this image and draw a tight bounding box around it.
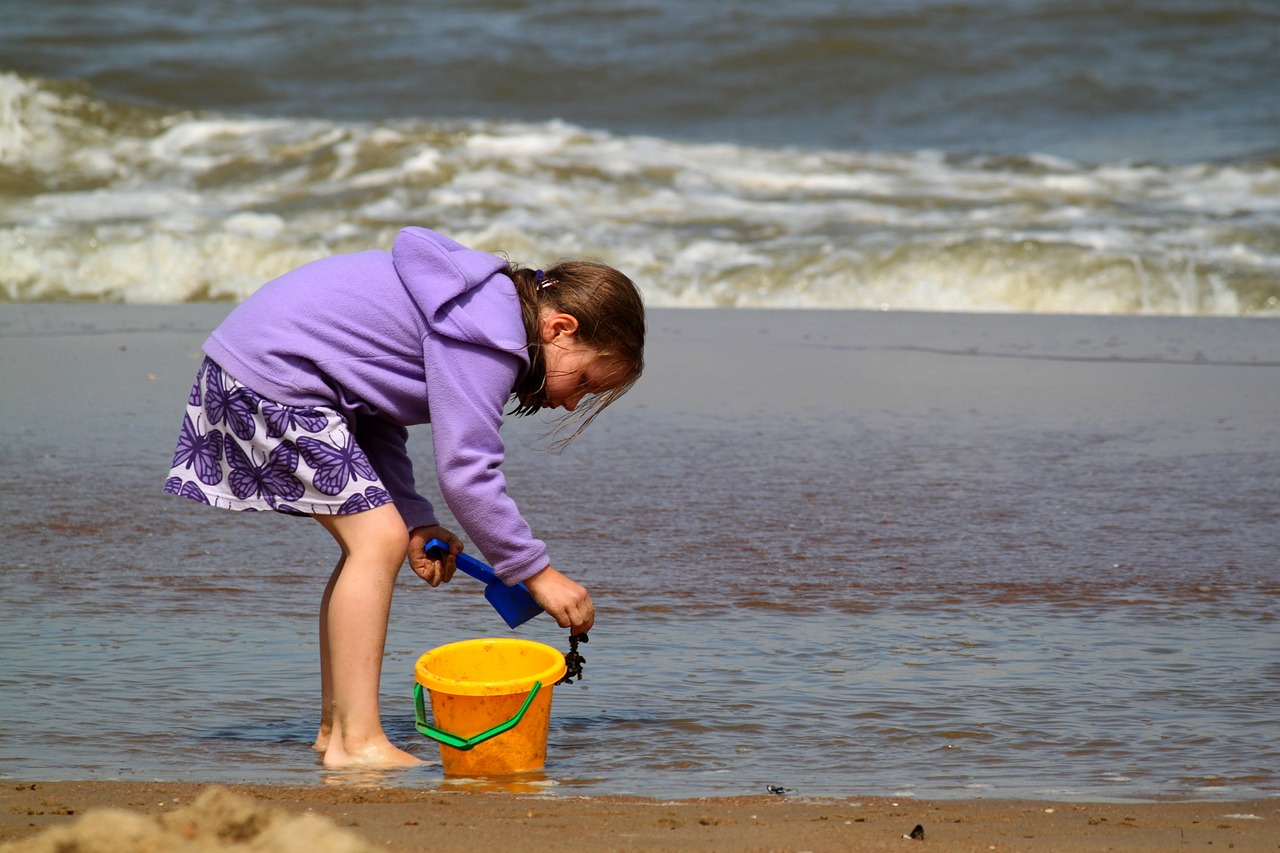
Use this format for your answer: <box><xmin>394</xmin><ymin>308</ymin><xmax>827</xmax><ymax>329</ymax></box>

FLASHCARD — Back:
<box><xmin>557</xmin><ymin>632</ymin><xmax>589</xmax><ymax>684</ymax></box>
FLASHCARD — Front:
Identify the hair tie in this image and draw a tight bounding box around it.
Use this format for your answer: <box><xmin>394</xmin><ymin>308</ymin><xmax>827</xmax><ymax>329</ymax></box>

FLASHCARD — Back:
<box><xmin>535</xmin><ymin>269</ymin><xmax>556</xmax><ymax>290</ymax></box>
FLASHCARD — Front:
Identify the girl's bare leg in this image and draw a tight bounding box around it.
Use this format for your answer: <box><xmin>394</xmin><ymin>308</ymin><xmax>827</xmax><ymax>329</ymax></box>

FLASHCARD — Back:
<box><xmin>312</xmin><ymin>553</ymin><xmax>345</xmax><ymax>752</ymax></box>
<box><xmin>312</xmin><ymin>504</ymin><xmax>422</xmax><ymax>769</ymax></box>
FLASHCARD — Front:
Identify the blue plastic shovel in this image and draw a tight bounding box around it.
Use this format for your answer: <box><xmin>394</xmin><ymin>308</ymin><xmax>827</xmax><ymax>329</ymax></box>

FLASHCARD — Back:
<box><xmin>424</xmin><ymin>538</ymin><xmax>544</xmax><ymax>629</ymax></box>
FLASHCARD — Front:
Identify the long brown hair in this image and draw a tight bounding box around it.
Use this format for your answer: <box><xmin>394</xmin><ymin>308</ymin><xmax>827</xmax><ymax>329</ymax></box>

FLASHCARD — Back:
<box><xmin>508</xmin><ymin>260</ymin><xmax>646</xmax><ymax>439</ymax></box>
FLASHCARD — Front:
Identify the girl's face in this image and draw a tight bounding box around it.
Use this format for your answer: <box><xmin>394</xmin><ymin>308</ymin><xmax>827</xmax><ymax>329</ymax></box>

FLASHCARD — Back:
<box><xmin>542</xmin><ymin>337</ymin><xmax>626</xmax><ymax>412</ymax></box>
<box><xmin>536</xmin><ymin>311</ymin><xmax>627</xmax><ymax>412</ymax></box>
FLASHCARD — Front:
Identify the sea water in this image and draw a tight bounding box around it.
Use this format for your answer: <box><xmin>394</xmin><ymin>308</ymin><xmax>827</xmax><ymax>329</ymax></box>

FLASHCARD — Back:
<box><xmin>1</xmin><ymin>1</ymin><xmax>1279</xmax><ymax>314</ymax></box>
<box><xmin>0</xmin><ymin>305</ymin><xmax>1276</xmax><ymax>801</ymax></box>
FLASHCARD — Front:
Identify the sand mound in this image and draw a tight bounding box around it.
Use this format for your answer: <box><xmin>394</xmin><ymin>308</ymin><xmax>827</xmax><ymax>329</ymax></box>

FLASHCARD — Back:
<box><xmin>0</xmin><ymin>786</ymin><xmax>378</xmax><ymax>853</ymax></box>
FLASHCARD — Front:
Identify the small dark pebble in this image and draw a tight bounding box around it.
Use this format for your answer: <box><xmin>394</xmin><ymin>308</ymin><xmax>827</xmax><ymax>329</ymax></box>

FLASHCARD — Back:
<box><xmin>557</xmin><ymin>632</ymin><xmax>589</xmax><ymax>684</ymax></box>
<box><xmin>908</xmin><ymin>823</ymin><xmax>925</xmax><ymax>840</ymax></box>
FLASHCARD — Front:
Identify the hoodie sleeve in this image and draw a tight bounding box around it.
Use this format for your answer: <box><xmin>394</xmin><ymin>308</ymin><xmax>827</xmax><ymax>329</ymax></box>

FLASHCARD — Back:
<box><xmin>354</xmin><ymin>415</ymin><xmax>439</xmax><ymax>531</ymax></box>
<box><xmin>422</xmin><ymin>331</ymin><xmax>550</xmax><ymax>585</ymax></box>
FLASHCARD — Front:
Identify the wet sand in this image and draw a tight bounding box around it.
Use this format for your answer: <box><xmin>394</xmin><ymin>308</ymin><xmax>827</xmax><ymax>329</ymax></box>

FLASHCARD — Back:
<box><xmin>2</xmin><ymin>781</ymin><xmax>1277</xmax><ymax>852</ymax></box>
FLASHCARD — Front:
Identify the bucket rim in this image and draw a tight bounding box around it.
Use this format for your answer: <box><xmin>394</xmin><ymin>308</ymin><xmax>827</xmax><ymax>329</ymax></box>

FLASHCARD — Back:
<box><xmin>415</xmin><ymin>637</ymin><xmax>566</xmax><ymax>696</ymax></box>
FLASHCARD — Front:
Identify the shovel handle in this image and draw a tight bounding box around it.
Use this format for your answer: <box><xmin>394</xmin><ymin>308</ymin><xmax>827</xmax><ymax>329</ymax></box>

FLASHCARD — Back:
<box><xmin>425</xmin><ymin>538</ymin><xmax>498</xmax><ymax>585</ymax></box>
<box><xmin>413</xmin><ymin>681</ymin><xmax>543</xmax><ymax>751</ymax></box>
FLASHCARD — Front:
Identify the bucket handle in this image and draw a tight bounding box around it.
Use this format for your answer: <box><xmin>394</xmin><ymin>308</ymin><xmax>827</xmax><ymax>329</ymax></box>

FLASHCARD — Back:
<box><xmin>414</xmin><ymin>681</ymin><xmax>543</xmax><ymax>751</ymax></box>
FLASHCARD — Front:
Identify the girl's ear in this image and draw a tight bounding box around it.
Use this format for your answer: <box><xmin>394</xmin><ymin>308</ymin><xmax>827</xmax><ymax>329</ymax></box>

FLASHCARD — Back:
<box><xmin>540</xmin><ymin>311</ymin><xmax>580</xmax><ymax>343</ymax></box>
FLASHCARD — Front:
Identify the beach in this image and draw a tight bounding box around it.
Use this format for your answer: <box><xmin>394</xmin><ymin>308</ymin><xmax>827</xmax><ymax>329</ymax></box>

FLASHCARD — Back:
<box><xmin>5</xmin><ymin>3</ymin><xmax>1279</xmax><ymax>847</ymax></box>
<box><xmin>1</xmin><ymin>303</ymin><xmax>1278</xmax><ymax>852</ymax></box>
<box><xmin>2</xmin><ymin>781</ymin><xmax>1277</xmax><ymax>852</ymax></box>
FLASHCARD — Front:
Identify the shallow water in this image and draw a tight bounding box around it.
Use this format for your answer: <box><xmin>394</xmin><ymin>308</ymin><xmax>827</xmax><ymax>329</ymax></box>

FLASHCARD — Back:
<box><xmin>1</xmin><ymin>305</ymin><xmax>1277</xmax><ymax>801</ymax></box>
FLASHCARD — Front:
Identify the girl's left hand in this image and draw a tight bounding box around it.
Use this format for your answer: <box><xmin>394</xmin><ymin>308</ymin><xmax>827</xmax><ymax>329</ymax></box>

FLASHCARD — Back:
<box><xmin>524</xmin><ymin>565</ymin><xmax>595</xmax><ymax>634</ymax></box>
<box><xmin>409</xmin><ymin>525</ymin><xmax>463</xmax><ymax>586</ymax></box>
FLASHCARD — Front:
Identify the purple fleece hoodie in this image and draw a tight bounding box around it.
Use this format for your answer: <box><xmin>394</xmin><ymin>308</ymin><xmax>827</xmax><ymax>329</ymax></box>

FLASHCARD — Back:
<box><xmin>203</xmin><ymin>227</ymin><xmax>548</xmax><ymax>584</ymax></box>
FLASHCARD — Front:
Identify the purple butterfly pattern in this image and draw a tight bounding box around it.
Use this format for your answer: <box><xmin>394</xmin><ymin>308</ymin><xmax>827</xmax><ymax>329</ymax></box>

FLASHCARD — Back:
<box><xmin>168</xmin><ymin>360</ymin><xmax>396</xmax><ymax>519</ymax></box>
<box><xmin>205</xmin><ymin>362</ymin><xmax>260</xmax><ymax>441</ymax></box>
<box><xmin>261</xmin><ymin>399</ymin><xmax>329</xmax><ymax>439</ymax></box>
<box><xmin>164</xmin><ymin>476</ymin><xmax>211</xmax><ymax>504</ymax></box>
<box><xmin>337</xmin><ymin>486</ymin><xmax>394</xmax><ymax>514</ymax></box>
<box><xmin>172</xmin><ymin>414</ymin><xmax>224</xmax><ymax>486</ymax></box>
<box><xmin>297</xmin><ymin>434</ymin><xmax>377</xmax><ymax>496</ymax></box>
<box><xmin>225</xmin><ymin>439</ymin><xmax>305</xmax><ymax>504</ymax></box>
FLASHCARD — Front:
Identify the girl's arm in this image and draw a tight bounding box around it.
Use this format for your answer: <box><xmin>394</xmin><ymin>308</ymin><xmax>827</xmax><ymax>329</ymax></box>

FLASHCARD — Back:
<box><xmin>355</xmin><ymin>418</ymin><xmax>465</xmax><ymax>586</ymax></box>
<box><xmin>353</xmin><ymin>416</ymin><xmax>438</xmax><ymax>531</ymax></box>
<box><xmin>422</xmin><ymin>334</ymin><xmax>551</xmax><ymax>585</ymax></box>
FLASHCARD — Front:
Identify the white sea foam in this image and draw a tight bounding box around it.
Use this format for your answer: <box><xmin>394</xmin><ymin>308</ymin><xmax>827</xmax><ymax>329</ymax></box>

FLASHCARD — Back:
<box><xmin>1</xmin><ymin>72</ymin><xmax>1277</xmax><ymax>314</ymax></box>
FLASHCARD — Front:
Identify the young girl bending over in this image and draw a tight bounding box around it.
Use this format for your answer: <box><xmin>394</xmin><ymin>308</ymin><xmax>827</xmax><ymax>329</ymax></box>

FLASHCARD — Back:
<box><xmin>164</xmin><ymin>227</ymin><xmax>645</xmax><ymax>769</ymax></box>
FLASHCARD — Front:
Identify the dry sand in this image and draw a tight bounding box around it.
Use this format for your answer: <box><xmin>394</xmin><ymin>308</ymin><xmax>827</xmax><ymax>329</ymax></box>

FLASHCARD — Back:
<box><xmin>1</xmin><ymin>781</ymin><xmax>1277</xmax><ymax>852</ymax></box>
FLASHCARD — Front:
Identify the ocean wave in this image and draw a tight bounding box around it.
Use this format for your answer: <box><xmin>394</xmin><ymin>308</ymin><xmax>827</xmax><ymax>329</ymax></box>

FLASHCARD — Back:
<box><xmin>2</xmin><ymin>72</ymin><xmax>1277</xmax><ymax>314</ymax></box>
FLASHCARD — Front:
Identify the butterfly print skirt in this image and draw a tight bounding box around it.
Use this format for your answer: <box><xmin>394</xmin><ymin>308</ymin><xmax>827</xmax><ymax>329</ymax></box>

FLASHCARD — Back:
<box><xmin>164</xmin><ymin>358</ymin><xmax>394</xmax><ymax>517</ymax></box>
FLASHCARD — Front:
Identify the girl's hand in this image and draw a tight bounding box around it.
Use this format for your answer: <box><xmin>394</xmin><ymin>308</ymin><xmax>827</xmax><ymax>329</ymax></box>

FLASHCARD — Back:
<box><xmin>408</xmin><ymin>525</ymin><xmax>463</xmax><ymax>587</ymax></box>
<box><xmin>524</xmin><ymin>565</ymin><xmax>594</xmax><ymax>634</ymax></box>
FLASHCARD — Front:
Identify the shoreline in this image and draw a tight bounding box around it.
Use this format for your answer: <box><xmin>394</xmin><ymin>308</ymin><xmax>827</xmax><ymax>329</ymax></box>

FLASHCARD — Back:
<box><xmin>1</xmin><ymin>780</ymin><xmax>1276</xmax><ymax>852</ymax></box>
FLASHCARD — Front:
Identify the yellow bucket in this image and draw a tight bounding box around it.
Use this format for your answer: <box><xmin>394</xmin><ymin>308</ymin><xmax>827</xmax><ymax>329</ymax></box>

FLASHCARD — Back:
<box><xmin>414</xmin><ymin>638</ymin><xmax>566</xmax><ymax>776</ymax></box>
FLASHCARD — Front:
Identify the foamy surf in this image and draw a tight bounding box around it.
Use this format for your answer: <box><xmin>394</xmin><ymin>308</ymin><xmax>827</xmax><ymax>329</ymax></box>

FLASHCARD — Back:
<box><xmin>2</xmin><ymin>72</ymin><xmax>1277</xmax><ymax>314</ymax></box>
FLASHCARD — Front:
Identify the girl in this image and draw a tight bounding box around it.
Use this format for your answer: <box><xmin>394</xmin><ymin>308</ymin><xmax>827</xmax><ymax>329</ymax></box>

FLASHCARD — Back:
<box><xmin>164</xmin><ymin>227</ymin><xmax>645</xmax><ymax>769</ymax></box>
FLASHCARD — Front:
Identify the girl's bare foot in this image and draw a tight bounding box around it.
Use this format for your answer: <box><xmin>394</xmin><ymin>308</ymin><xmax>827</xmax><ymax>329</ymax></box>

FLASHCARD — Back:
<box><xmin>322</xmin><ymin>738</ymin><xmax>423</xmax><ymax>770</ymax></box>
<box><xmin>312</xmin><ymin>727</ymin><xmax>330</xmax><ymax>753</ymax></box>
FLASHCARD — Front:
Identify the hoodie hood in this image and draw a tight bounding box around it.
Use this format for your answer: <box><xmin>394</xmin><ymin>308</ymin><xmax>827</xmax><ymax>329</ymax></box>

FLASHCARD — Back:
<box><xmin>392</xmin><ymin>227</ymin><xmax>528</xmax><ymax>357</ymax></box>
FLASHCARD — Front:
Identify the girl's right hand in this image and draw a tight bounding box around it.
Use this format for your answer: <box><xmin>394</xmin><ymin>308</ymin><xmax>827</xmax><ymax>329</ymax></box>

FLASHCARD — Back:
<box><xmin>524</xmin><ymin>565</ymin><xmax>594</xmax><ymax>634</ymax></box>
<box><xmin>408</xmin><ymin>524</ymin><xmax>463</xmax><ymax>587</ymax></box>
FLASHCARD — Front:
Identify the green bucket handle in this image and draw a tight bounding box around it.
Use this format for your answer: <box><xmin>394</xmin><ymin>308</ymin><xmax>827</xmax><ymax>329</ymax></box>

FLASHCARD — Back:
<box><xmin>414</xmin><ymin>680</ymin><xmax>543</xmax><ymax>751</ymax></box>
